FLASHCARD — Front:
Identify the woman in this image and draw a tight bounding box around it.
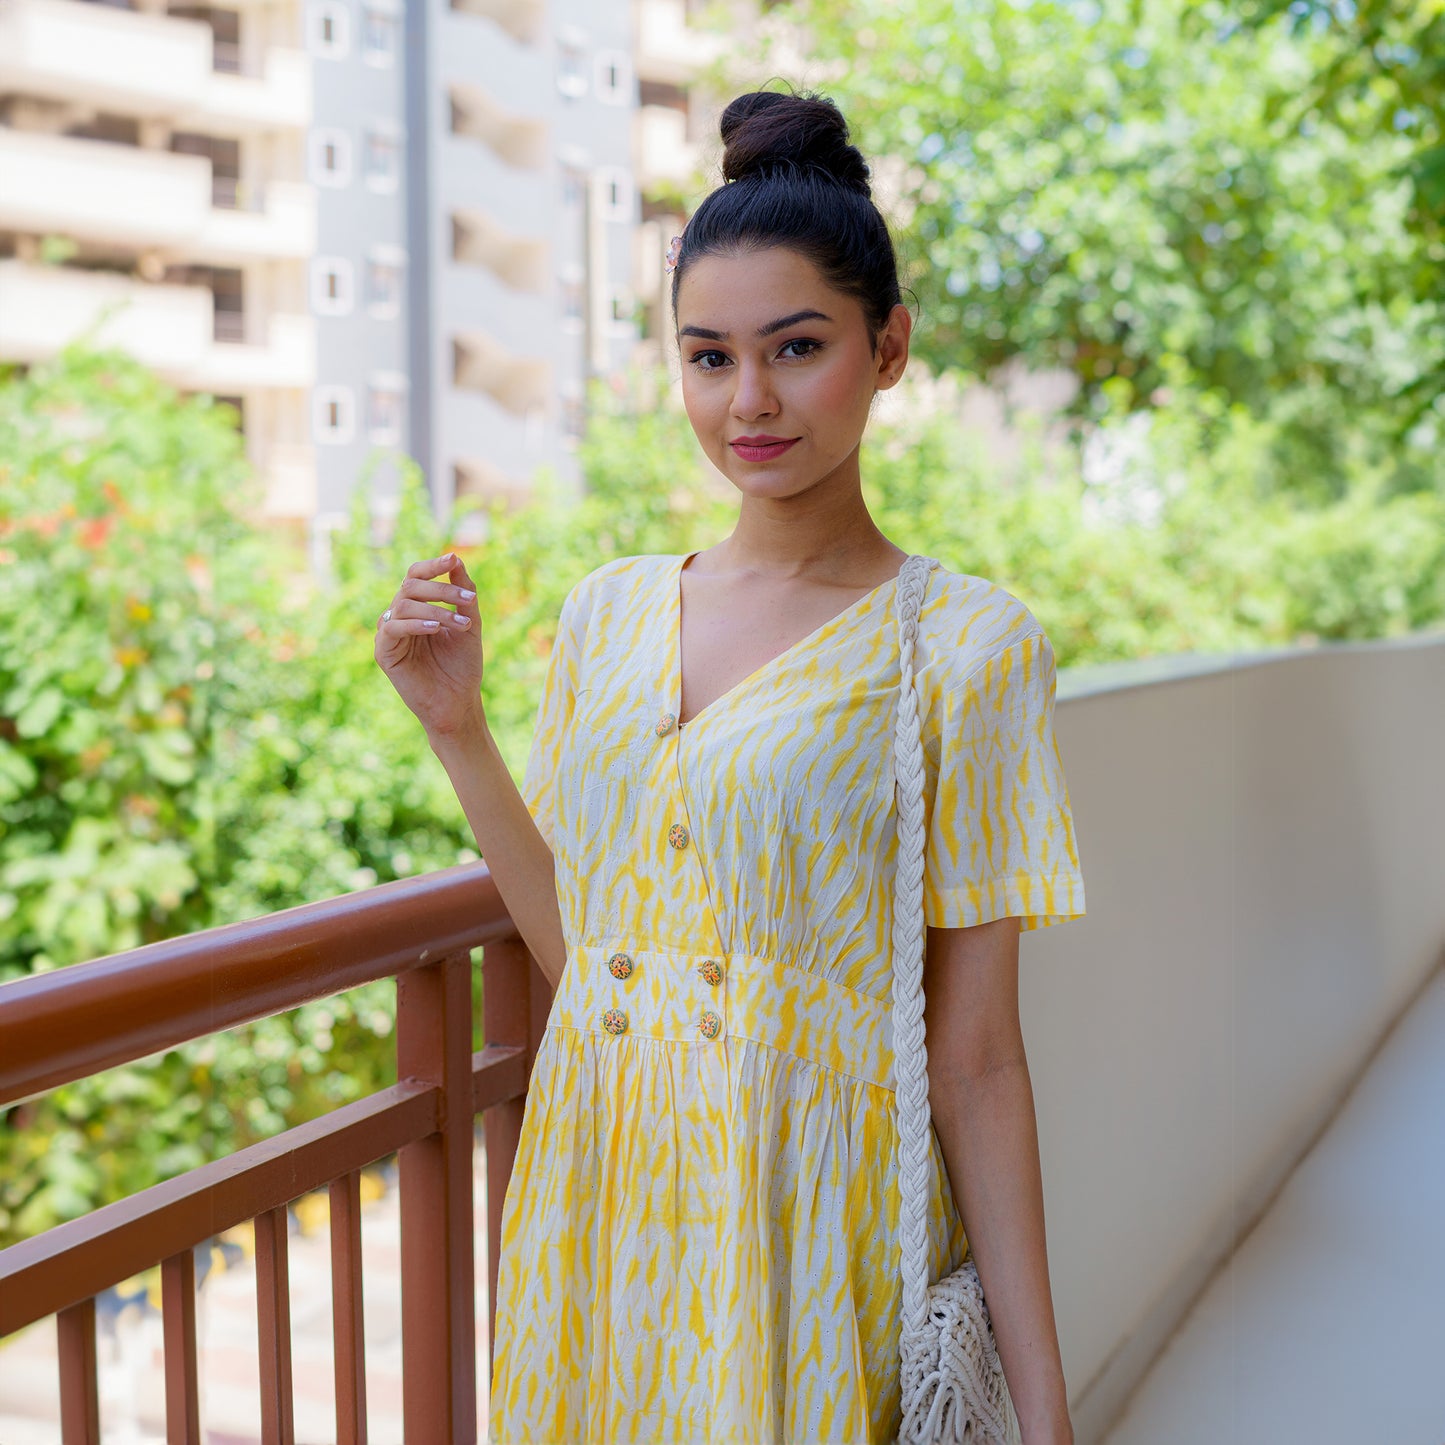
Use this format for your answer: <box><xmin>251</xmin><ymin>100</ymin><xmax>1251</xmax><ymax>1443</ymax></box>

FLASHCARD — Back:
<box><xmin>375</xmin><ymin>88</ymin><xmax>1086</xmax><ymax>1445</ymax></box>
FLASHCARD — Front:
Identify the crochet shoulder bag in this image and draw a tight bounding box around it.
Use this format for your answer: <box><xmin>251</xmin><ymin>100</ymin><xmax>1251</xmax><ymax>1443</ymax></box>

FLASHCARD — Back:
<box><xmin>891</xmin><ymin>554</ymin><xmax>1022</xmax><ymax>1445</ymax></box>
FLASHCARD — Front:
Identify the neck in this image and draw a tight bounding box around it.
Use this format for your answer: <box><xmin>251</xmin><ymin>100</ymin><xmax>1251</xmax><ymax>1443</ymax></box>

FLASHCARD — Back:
<box><xmin>712</xmin><ymin>449</ymin><xmax>903</xmax><ymax>585</ymax></box>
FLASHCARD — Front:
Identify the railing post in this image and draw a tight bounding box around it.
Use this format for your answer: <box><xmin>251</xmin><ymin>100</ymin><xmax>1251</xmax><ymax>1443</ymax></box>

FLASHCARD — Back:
<box><xmin>481</xmin><ymin>936</ymin><xmax>552</xmax><ymax>1375</ymax></box>
<box><xmin>56</xmin><ymin>1298</ymin><xmax>100</xmax><ymax>1444</ymax></box>
<box><xmin>397</xmin><ymin>951</ymin><xmax>477</xmax><ymax>1442</ymax></box>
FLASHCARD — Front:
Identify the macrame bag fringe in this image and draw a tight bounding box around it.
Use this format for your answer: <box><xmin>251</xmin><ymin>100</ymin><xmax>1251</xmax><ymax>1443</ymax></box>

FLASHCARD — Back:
<box><xmin>891</xmin><ymin>555</ymin><xmax>1021</xmax><ymax>1445</ymax></box>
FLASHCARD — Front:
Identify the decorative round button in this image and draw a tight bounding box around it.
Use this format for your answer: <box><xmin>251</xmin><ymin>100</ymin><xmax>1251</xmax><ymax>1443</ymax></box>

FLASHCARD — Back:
<box><xmin>601</xmin><ymin>1008</ymin><xmax>629</xmax><ymax>1036</ymax></box>
<box><xmin>667</xmin><ymin>823</ymin><xmax>690</xmax><ymax>849</ymax></box>
<box><xmin>654</xmin><ymin>711</ymin><xmax>677</xmax><ymax>737</ymax></box>
<box><xmin>607</xmin><ymin>951</ymin><xmax>635</xmax><ymax>980</ymax></box>
<box><xmin>698</xmin><ymin>959</ymin><xmax>724</xmax><ymax>987</ymax></box>
<box><xmin>698</xmin><ymin>1009</ymin><xmax>723</xmax><ymax>1040</ymax></box>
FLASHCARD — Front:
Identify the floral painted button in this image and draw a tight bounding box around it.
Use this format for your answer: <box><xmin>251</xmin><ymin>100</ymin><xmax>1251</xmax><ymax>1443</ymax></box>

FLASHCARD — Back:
<box><xmin>601</xmin><ymin>1008</ymin><xmax>629</xmax><ymax>1036</ymax></box>
<box><xmin>607</xmin><ymin>951</ymin><xmax>635</xmax><ymax>980</ymax></box>
<box><xmin>698</xmin><ymin>1009</ymin><xmax>723</xmax><ymax>1041</ymax></box>
<box><xmin>668</xmin><ymin>823</ymin><xmax>690</xmax><ymax>849</ymax></box>
<box><xmin>698</xmin><ymin>959</ymin><xmax>724</xmax><ymax>987</ymax></box>
<box><xmin>655</xmin><ymin>711</ymin><xmax>677</xmax><ymax>737</ymax></box>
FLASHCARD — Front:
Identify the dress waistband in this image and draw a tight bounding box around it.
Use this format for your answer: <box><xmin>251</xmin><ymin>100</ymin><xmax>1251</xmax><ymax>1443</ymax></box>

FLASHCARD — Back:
<box><xmin>547</xmin><ymin>943</ymin><xmax>896</xmax><ymax>1092</ymax></box>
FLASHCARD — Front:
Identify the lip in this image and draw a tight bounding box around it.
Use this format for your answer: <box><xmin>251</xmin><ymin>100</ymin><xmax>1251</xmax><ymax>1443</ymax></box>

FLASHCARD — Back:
<box><xmin>730</xmin><ymin>436</ymin><xmax>800</xmax><ymax>461</ymax></box>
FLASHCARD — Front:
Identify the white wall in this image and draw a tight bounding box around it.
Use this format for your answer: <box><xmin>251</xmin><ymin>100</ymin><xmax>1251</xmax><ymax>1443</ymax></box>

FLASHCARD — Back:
<box><xmin>1024</xmin><ymin>631</ymin><xmax>1445</xmax><ymax>1441</ymax></box>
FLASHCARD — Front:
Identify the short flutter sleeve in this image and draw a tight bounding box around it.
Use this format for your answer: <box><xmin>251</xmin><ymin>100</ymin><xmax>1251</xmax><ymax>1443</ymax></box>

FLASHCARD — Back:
<box><xmin>519</xmin><ymin>580</ymin><xmax>586</xmax><ymax>852</ymax></box>
<box><xmin>923</xmin><ymin>627</ymin><xmax>1087</xmax><ymax>932</ymax></box>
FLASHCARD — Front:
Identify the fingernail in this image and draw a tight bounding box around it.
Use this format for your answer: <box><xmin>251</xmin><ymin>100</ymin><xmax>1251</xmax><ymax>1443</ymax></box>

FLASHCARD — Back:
<box><xmin>450</xmin><ymin>613</ymin><xmax>470</xmax><ymax>626</ymax></box>
<box><xmin>423</xmin><ymin>620</ymin><xmax>440</xmax><ymax>629</ymax></box>
<box><xmin>457</xmin><ymin>588</ymin><xmax>476</xmax><ymax>601</ymax></box>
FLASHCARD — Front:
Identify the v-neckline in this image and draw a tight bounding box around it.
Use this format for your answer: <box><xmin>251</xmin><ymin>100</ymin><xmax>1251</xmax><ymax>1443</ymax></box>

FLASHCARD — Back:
<box><xmin>669</xmin><ymin>550</ymin><xmax>904</xmax><ymax>733</ymax></box>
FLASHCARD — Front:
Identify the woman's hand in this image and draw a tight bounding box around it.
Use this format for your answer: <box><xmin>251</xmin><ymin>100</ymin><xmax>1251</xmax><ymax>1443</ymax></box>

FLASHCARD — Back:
<box><xmin>374</xmin><ymin>552</ymin><xmax>485</xmax><ymax>742</ymax></box>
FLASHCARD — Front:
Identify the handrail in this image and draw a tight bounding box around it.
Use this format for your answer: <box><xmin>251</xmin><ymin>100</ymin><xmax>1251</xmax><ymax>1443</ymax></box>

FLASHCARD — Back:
<box><xmin>0</xmin><ymin>862</ymin><xmax>550</xmax><ymax>1439</ymax></box>
<box><xmin>0</xmin><ymin>861</ymin><xmax>509</xmax><ymax>1108</ymax></box>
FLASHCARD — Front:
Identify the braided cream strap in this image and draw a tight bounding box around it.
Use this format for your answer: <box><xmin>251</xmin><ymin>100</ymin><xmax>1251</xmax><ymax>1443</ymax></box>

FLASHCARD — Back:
<box><xmin>892</xmin><ymin>554</ymin><xmax>1017</xmax><ymax>1445</ymax></box>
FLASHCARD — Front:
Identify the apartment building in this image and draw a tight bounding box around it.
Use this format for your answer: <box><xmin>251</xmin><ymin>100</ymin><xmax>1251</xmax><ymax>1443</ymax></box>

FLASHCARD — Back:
<box><xmin>0</xmin><ymin>0</ymin><xmax>319</xmax><ymax>522</ymax></box>
<box><xmin>0</xmin><ymin>0</ymin><xmax>731</xmax><ymax>537</ymax></box>
<box><xmin>303</xmin><ymin>0</ymin><xmax>410</xmax><ymax>528</ymax></box>
<box><xmin>399</xmin><ymin>0</ymin><xmax>632</xmax><ymax>530</ymax></box>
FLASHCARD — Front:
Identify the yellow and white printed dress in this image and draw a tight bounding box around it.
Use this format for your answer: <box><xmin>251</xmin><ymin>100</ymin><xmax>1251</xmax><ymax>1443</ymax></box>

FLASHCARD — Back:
<box><xmin>487</xmin><ymin>551</ymin><xmax>1086</xmax><ymax>1445</ymax></box>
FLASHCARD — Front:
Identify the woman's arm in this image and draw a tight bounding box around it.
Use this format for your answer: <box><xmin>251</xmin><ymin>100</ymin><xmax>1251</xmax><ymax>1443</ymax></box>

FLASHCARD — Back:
<box><xmin>429</xmin><ymin>717</ymin><xmax>567</xmax><ymax>991</ymax></box>
<box><xmin>374</xmin><ymin>552</ymin><xmax>568</xmax><ymax>990</ymax></box>
<box><xmin>922</xmin><ymin>915</ymin><xmax>1073</xmax><ymax>1445</ymax></box>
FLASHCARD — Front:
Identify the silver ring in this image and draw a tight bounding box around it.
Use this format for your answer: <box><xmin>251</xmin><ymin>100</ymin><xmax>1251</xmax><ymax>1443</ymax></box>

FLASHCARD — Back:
<box><xmin>381</xmin><ymin>608</ymin><xmax>392</xmax><ymax>623</ymax></box>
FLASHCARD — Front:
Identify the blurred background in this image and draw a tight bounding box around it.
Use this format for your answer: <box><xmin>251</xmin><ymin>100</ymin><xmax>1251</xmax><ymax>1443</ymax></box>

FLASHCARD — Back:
<box><xmin>1</xmin><ymin>0</ymin><xmax>1443</xmax><ymax>1439</ymax></box>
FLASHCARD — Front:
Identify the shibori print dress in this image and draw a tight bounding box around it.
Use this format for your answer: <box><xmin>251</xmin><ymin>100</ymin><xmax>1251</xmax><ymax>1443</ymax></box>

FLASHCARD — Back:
<box><xmin>486</xmin><ymin>551</ymin><xmax>1086</xmax><ymax>1445</ymax></box>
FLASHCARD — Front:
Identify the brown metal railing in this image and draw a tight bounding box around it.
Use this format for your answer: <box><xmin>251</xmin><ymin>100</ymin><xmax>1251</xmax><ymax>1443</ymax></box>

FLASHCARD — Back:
<box><xmin>0</xmin><ymin>861</ymin><xmax>552</xmax><ymax>1443</ymax></box>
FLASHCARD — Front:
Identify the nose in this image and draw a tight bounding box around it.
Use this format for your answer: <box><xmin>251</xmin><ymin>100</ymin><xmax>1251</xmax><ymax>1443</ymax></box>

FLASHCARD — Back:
<box><xmin>729</xmin><ymin>358</ymin><xmax>779</xmax><ymax>422</ymax></box>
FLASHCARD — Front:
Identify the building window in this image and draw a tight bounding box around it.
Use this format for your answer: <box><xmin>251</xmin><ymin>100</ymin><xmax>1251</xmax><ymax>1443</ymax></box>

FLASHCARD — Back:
<box><xmin>363</xmin><ymin>127</ymin><xmax>400</xmax><ymax>192</ymax></box>
<box><xmin>361</xmin><ymin>3</ymin><xmax>398</xmax><ymax>62</ymax></box>
<box><xmin>311</xmin><ymin>256</ymin><xmax>354</xmax><ymax>316</ymax></box>
<box><xmin>366</xmin><ymin>246</ymin><xmax>405</xmax><ymax>315</ymax></box>
<box><xmin>367</xmin><ymin>374</ymin><xmax>406</xmax><ymax>444</ymax></box>
<box><xmin>610</xmin><ymin>287</ymin><xmax>636</xmax><ymax>331</ymax></box>
<box><xmin>595</xmin><ymin>50</ymin><xmax>631</xmax><ymax>105</ymax></box>
<box><xmin>557</xmin><ymin>41</ymin><xmax>587</xmax><ymax>98</ymax></box>
<box><xmin>308</xmin><ymin>0</ymin><xmax>351</xmax><ymax>57</ymax></box>
<box><xmin>314</xmin><ymin>385</ymin><xmax>356</xmax><ymax>445</ymax></box>
<box><xmin>561</xmin><ymin>164</ymin><xmax>587</xmax><ymax>209</ymax></box>
<box><xmin>310</xmin><ymin>128</ymin><xmax>353</xmax><ymax>187</ymax></box>
<box><xmin>596</xmin><ymin>166</ymin><xmax>633</xmax><ymax>222</ymax></box>
<box><xmin>560</xmin><ymin>270</ymin><xmax>584</xmax><ymax>324</ymax></box>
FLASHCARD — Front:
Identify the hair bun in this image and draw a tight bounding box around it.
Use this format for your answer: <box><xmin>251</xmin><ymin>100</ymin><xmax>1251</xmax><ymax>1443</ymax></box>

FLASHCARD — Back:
<box><xmin>719</xmin><ymin>89</ymin><xmax>872</xmax><ymax>197</ymax></box>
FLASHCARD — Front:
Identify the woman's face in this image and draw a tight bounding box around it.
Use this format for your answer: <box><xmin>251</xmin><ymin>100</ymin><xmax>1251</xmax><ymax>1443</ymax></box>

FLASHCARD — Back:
<box><xmin>674</xmin><ymin>247</ymin><xmax>910</xmax><ymax>500</ymax></box>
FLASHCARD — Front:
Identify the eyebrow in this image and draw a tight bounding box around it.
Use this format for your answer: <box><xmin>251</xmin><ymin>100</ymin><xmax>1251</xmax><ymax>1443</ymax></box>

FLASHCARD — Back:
<box><xmin>677</xmin><ymin>309</ymin><xmax>834</xmax><ymax>342</ymax></box>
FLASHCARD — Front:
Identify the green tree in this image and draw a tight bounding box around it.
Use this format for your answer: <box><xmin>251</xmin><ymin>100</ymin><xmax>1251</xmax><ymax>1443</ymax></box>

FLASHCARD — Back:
<box><xmin>709</xmin><ymin>0</ymin><xmax>1443</xmax><ymax>497</ymax></box>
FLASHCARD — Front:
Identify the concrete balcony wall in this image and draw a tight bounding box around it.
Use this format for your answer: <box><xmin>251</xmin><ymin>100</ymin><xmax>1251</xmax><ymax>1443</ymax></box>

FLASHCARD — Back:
<box><xmin>189</xmin><ymin>47</ymin><xmax>310</xmax><ymax>134</ymax></box>
<box><xmin>0</xmin><ymin>131</ymin><xmax>315</xmax><ymax>261</ymax></box>
<box><xmin>0</xmin><ymin>256</ymin><xmax>212</xmax><ymax>370</ymax></box>
<box><xmin>636</xmin><ymin>102</ymin><xmax>699</xmax><ymax>187</ymax></box>
<box><xmin>1033</xmin><ymin>633</ymin><xmax>1445</xmax><ymax>1440</ymax></box>
<box><xmin>632</xmin><ymin>0</ymin><xmax>722</xmax><ymax>85</ymax></box>
<box><xmin>441</xmin><ymin>135</ymin><xmax>549</xmax><ymax>241</ymax></box>
<box><xmin>0</xmin><ymin>0</ymin><xmax>310</xmax><ymax>135</ymax></box>
<box><xmin>446</xmin><ymin>267</ymin><xmax>549</xmax><ymax>358</ymax></box>
<box><xmin>0</xmin><ymin>128</ymin><xmax>211</xmax><ymax>247</ymax></box>
<box><xmin>0</xmin><ymin>0</ymin><xmax>210</xmax><ymax>115</ymax></box>
<box><xmin>193</xmin><ymin>311</ymin><xmax>315</xmax><ymax>391</ymax></box>
<box><xmin>254</xmin><ymin>440</ymin><xmax>317</xmax><ymax>518</ymax></box>
<box><xmin>195</xmin><ymin>181</ymin><xmax>317</xmax><ymax>262</ymax></box>
<box><xmin>0</xmin><ymin>260</ymin><xmax>314</xmax><ymax>391</ymax></box>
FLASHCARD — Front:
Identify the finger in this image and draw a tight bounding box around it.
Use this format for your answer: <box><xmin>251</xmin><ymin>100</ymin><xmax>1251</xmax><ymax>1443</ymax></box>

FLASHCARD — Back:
<box><xmin>406</xmin><ymin>551</ymin><xmax>459</xmax><ymax>582</ymax></box>
<box><xmin>390</xmin><ymin>598</ymin><xmax>472</xmax><ymax>630</ymax></box>
<box><xmin>399</xmin><ymin>577</ymin><xmax>475</xmax><ymax>608</ymax></box>
<box><xmin>448</xmin><ymin>556</ymin><xmax>479</xmax><ymax>619</ymax></box>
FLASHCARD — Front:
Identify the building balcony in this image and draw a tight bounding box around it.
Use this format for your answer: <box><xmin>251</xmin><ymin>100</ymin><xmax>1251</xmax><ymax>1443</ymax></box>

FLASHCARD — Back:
<box><xmin>0</xmin><ymin>129</ymin><xmax>316</xmax><ymax>262</ymax></box>
<box><xmin>253</xmin><ymin>440</ymin><xmax>318</xmax><ymax>520</ymax></box>
<box><xmin>0</xmin><ymin>259</ymin><xmax>315</xmax><ymax>391</ymax></box>
<box><xmin>0</xmin><ymin>636</ymin><xmax>1441</xmax><ymax>1438</ymax></box>
<box><xmin>632</xmin><ymin>0</ymin><xmax>723</xmax><ymax>86</ymax></box>
<box><xmin>450</xmin><ymin>206</ymin><xmax>548</xmax><ymax>294</ymax></box>
<box><xmin>451</xmin><ymin>328</ymin><xmax>549</xmax><ymax>414</ymax></box>
<box><xmin>636</xmin><ymin>100</ymin><xmax>700</xmax><ymax>188</ymax></box>
<box><xmin>0</xmin><ymin>0</ymin><xmax>311</xmax><ymax>136</ymax></box>
<box><xmin>448</xmin><ymin>81</ymin><xmax>546</xmax><ymax>171</ymax></box>
<box><xmin>451</xmin><ymin>0</ymin><xmax>545</xmax><ymax>46</ymax></box>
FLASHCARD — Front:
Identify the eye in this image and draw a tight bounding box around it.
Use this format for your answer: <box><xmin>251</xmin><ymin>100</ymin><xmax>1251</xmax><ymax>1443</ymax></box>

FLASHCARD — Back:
<box><xmin>687</xmin><ymin>349</ymin><xmax>729</xmax><ymax>371</ymax></box>
<box><xmin>780</xmin><ymin>338</ymin><xmax>823</xmax><ymax>359</ymax></box>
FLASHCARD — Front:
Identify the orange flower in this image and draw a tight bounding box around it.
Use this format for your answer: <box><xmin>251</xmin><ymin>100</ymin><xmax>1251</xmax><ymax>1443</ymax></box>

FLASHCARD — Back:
<box><xmin>79</xmin><ymin>516</ymin><xmax>113</xmax><ymax>550</ymax></box>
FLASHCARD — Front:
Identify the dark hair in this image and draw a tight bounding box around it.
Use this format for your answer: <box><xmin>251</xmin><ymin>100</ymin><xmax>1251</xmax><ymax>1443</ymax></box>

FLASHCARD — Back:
<box><xmin>669</xmin><ymin>88</ymin><xmax>905</xmax><ymax>352</ymax></box>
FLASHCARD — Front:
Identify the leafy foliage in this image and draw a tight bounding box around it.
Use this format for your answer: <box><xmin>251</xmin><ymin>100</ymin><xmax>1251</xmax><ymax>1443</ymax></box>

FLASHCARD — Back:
<box><xmin>709</xmin><ymin>0</ymin><xmax>1445</xmax><ymax>498</ymax></box>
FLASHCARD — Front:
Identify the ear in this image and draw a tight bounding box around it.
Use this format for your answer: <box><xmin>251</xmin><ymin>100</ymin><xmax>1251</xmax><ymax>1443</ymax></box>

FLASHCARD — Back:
<box><xmin>874</xmin><ymin>302</ymin><xmax>913</xmax><ymax>391</ymax></box>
